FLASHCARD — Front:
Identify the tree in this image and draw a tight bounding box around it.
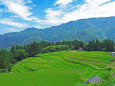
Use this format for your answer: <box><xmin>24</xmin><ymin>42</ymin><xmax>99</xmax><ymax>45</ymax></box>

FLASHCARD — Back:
<box><xmin>16</xmin><ymin>49</ymin><xmax>28</xmax><ymax>61</ymax></box>
<box><xmin>87</xmin><ymin>40</ymin><xmax>95</xmax><ymax>51</ymax></box>
<box><xmin>0</xmin><ymin>49</ymin><xmax>13</xmax><ymax>72</ymax></box>
<box><xmin>103</xmin><ymin>39</ymin><xmax>115</xmax><ymax>52</ymax></box>
<box><xmin>94</xmin><ymin>39</ymin><xmax>102</xmax><ymax>51</ymax></box>
<box><xmin>11</xmin><ymin>46</ymin><xmax>18</xmax><ymax>63</ymax></box>
<box><xmin>41</xmin><ymin>45</ymin><xmax>69</xmax><ymax>53</ymax></box>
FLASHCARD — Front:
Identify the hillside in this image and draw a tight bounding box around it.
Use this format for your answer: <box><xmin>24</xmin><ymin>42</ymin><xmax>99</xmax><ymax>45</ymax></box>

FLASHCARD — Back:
<box><xmin>0</xmin><ymin>51</ymin><xmax>115</xmax><ymax>86</ymax></box>
<box><xmin>0</xmin><ymin>17</ymin><xmax>115</xmax><ymax>48</ymax></box>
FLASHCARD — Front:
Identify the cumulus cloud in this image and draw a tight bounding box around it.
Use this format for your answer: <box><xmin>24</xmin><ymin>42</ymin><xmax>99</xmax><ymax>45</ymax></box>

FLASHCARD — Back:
<box><xmin>27</xmin><ymin>0</ymin><xmax>32</xmax><ymax>3</ymax></box>
<box><xmin>85</xmin><ymin>0</ymin><xmax>110</xmax><ymax>5</ymax></box>
<box><xmin>35</xmin><ymin>8</ymin><xmax>64</xmax><ymax>27</ymax></box>
<box><xmin>62</xmin><ymin>0</ymin><xmax>115</xmax><ymax>23</ymax></box>
<box><xmin>54</xmin><ymin>0</ymin><xmax>74</xmax><ymax>7</ymax></box>
<box><xmin>39</xmin><ymin>0</ymin><xmax>115</xmax><ymax>28</ymax></box>
<box><xmin>0</xmin><ymin>18</ymin><xmax>28</xmax><ymax>28</ymax></box>
<box><xmin>0</xmin><ymin>0</ymin><xmax>38</xmax><ymax>20</ymax></box>
<box><xmin>44</xmin><ymin>8</ymin><xmax>63</xmax><ymax>25</ymax></box>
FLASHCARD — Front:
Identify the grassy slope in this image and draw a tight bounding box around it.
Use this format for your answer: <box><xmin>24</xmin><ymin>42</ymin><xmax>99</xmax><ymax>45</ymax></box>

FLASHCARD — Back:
<box><xmin>0</xmin><ymin>51</ymin><xmax>115</xmax><ymax>86</ymax></box>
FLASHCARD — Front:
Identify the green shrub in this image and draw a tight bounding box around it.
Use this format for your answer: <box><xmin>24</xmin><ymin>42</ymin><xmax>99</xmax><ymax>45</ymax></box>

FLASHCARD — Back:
<box><xmin>0</xmin><ymin>69</ymin><xmax>7</xmax><ymax>73</ymax></box>
<box><xmin>41</xmin><ymin>45</ymin><xmax>69</xmax><ymax>53</ymax></box>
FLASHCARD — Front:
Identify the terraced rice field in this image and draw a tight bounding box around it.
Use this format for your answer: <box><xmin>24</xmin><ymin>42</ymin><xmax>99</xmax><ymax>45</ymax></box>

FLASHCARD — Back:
<box><xmin>1</xmin><ymin>51</ymin><xmax>115</xmax><ymax>86</ymax></box>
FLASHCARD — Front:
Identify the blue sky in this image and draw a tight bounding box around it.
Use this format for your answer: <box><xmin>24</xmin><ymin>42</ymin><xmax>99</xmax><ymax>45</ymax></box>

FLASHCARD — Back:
<box><xmin>0</xmin><ymin>0</ymin><xmax>115</xmax><ymax>34</ymax></box>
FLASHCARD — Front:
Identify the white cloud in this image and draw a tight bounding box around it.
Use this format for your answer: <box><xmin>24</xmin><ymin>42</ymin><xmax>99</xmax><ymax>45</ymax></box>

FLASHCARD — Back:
<box><xmin>38</xmin><ymin>0</ymin><xmax>115</xmax><ymax>28</ymax></box>
<box><xmin>36</xmin><ymin>8</ymin><xmax>64</xmax><ymax>26</ymax></box>
<box><xmin>6</xmin><ymin>28</ymin><xmax>18</xmax><ymax>32</ymax></box>
<box><xmin>85</xmin><ymin>0</ymin><xmax>110</xmax><ymax>5</ymax></box>
<box><xmin>34</xmin><ymin>25</ymin><xmax>41</xmax><ymax>28</ymax></box>
<box><xmin>62</xmin><ymin>0</ymin><xmax>115</xmax><ymax>23</ymax></box>
<box><xmin>0</xmin><ymin>18</ymin><xmax>28</xmax><ymax>28</ymax></box>
<box><xmin>1</xmin><ymin>0</ymin><xmax>114</xmax><ymax>30</ymax></box>
<box><xmin>0</xmin><ymin>0</ymin><xmax>38</xmax><ymax>21</ymax></box>
<box><xmin>44</xmin><ymin>8</ymin><xmax>63</xmax><ymax>25</ymax></box>
<box><xmin>27</xmin><ymin>0</ymin><xmax>32</xmax><ymax>3</ymax></box>
<box><xmin>54</xmin><ymin>0</ymin><xmax>74</xmax><ymax>7</ymax></box>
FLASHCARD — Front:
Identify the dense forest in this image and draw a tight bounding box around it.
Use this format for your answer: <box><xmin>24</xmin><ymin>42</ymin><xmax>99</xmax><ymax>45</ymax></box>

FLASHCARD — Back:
<box><xmin>0</xmin><ymin>39</ymin><xmax>115</xmax><ymax>72</ymax></box>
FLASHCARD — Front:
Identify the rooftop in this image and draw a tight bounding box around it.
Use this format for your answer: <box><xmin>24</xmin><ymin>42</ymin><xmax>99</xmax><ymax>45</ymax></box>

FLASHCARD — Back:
<box><xmin>84</xmin><ymin>76</ymin><xmax>101</xmax><ymax>84</ymax></box>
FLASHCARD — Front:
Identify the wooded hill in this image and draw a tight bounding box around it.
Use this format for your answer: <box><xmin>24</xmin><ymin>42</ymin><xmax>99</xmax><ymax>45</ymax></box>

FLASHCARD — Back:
<box><xmin>0</xmin><ymin>17</ymin><xmax>115</xmax><ymax>48</ymax></box>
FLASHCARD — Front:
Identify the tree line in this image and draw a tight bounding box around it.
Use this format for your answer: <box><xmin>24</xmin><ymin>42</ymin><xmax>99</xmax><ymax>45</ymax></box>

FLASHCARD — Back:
<box><xmin>0</xmin><ymin>39</ymin><xmax>115</xmax><ymax>72</ymax></box>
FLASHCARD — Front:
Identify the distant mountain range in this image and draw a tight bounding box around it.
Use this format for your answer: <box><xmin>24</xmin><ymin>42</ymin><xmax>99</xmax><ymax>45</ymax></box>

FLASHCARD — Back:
<box><xmin>0</xmin><ymin>17</ymin><xmax>115</xmax><ymax>48</ymax></box>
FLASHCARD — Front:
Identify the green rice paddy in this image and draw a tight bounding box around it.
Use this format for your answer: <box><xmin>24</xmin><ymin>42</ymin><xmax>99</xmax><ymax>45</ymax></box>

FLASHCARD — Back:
<box><xmin>1</xmin><ymin>51</ymin><xmax>115</xmax><ymax>86</ymax></box>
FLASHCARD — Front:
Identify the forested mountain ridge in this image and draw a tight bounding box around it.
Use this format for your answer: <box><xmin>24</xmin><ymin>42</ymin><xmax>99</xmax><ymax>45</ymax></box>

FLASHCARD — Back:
<box><xmin>0</xmin><ymin>17</ymin><xmax>115</xmax><ymax>48</ymax></box>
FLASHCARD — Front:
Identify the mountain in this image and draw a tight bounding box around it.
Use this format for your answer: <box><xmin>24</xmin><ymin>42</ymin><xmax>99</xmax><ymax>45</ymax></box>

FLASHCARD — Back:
<box><xmin>0</xmin><ymin>17</ymin><xmax>115</xmax><ymax>48</ymax></box>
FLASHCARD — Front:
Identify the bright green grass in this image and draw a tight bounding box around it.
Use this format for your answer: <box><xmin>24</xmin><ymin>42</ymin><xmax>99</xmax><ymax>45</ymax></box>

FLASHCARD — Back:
<box><xmin>0</xmin><ymin>73</ymin><xmax>80</xmax><ymax>86</ymax></box>
<box><xmin>0</xmin><ymin>51</ymin><xmax>115</xmax><ymax>86</ymax></box>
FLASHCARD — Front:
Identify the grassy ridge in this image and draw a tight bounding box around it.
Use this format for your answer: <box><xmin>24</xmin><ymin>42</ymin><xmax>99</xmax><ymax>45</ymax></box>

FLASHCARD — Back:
<box><xmin>1</xmin><ymin>51</ymin><xmax>115</xmax><ymax>86</ymax></box>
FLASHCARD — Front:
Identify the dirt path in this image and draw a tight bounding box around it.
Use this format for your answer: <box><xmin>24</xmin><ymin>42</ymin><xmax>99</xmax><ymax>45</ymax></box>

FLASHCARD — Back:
<box><xmin>69</xmin><ymin>57</ymin><xmax>109</xmax><ymax>69</ymax></box>
<box><xmin>71</xmin><ymin>57</ymin><xmax>107</xmax><ymax>65</ymax></box>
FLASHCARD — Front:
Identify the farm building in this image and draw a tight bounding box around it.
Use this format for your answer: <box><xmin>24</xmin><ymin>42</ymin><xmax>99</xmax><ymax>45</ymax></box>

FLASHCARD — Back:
<box><xmin>111</xmin><ymin>52</ymin><xmax>115</xmax><ymax>56</ymax></box>
<box><xmin>84</xmin><ymin>76</ymin><xmax>101</xmax><ymax>84</ymax></box>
